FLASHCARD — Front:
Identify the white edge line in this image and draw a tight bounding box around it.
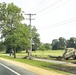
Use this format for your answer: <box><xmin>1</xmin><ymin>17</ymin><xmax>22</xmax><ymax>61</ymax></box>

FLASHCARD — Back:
<box><xmin>0</xmin><ymin>63</ymin><xmax>21</xmax><ymax>75</ymax></box>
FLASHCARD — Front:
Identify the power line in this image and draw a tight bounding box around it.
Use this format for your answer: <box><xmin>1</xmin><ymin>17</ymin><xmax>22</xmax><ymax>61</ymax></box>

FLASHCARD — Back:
<box><xmin>27</xmin><ymin>0</ymin><xmax>52</xmax><ymax>13</ymax></box>
<box><xmin>38</xmin><ymin>17</ymin><xmax>76</xmax><ymax>30</ymax></box>
<box><xmin>36</xmin><ymin>0</ymin><xmax>71</xmax><ymax>18</ymax></box>
<box><xmin>27</xmin><ymin>0</ymin><xmax>44</xmax><ymax>12</ymax></box>
<box><xmin>35</xmin><ymin>0</ymin><xmax>62</xmax><ymax>13</ymax></box>
<box><xmin>26</xmin><ymin>0</ymin><xmax>70</xmax><ymax>20</ymax></box>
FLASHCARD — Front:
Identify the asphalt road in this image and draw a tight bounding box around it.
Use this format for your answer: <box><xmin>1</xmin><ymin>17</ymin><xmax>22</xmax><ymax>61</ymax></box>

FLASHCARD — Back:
<box><xmin>0</xmin><ymin>60</ymin><xmax>39</xmax><ymax>75</ymax></box>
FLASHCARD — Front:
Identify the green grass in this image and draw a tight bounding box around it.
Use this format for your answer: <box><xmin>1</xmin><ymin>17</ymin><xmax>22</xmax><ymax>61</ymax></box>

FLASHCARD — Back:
<box><xmin>0</xmin><ymin>54</ymin><xmax>73</xmax><ymax>75</ymax></box>
<box><xmin>36</xmin><ymin>50</ymin><xmax>64</xmax><ymax>55</ymax></box>
<box><xmin>32</xmin><ymin>50</ymin><xmax>64</xmax><ymax>56</ymax></box>
<box><xmin>16</xmin><ymin>50</ymin><xmax>65</xmax><ymax>58</ymax></box>
<box><xmin>64</xmin><ymin>59</ymin><xmax>76</xmax><ymax>64</ymax></box>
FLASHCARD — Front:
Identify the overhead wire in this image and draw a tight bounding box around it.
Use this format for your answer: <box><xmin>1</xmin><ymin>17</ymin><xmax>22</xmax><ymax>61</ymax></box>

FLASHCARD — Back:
<box><xmin>34</xmin><ymin>0</ymin><xmax>72</xmax><ymax>31</ymax></box>
<box><xmin>38</xmin><ymin>17</ymin><xmax>76</xmax><ymax>30</ymax></box>
<box><xmin>25</xmin><ymin>0</ymin><xmax>70</xmax><ymax>19</ymax></box>
<box><xmin>27</xmin><ymin>0</ymin><xmax>44</xmax><ymax>12</ymax></box>
<box><xmin>36</xmin><ymin>0</ymin><xmax>71</xmax><ymax>18</ymax></box>
<box><xmin>35</xmin><ymin>0</ymin><xmax>62</xmax><ymax>13</ymax></box>
<box><xmin>27</xmin><ymin>0</ymin><xmax>52</xmax><ymax>13</ymax></box>
<box><xmin>25</xmin><ymin>0</ymin><xmax>72</xmax><ymax>31</ymax></box>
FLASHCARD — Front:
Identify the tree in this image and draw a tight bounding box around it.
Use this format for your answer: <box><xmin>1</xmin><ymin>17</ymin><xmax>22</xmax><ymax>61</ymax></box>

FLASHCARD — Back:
<box><xmin>0</xmin><ymin>2</ymin><xmax>28</xmax><ymax>58</ymax></box>
<box><xmin>43</xmin><ymin>43</ymin><xmax>51</xmax><ymax>50</ymax></box>
<box><xmin>52</xmin><ymin>37</ymin><xmax>66</xmax><ymax>50</ymax></box>
<box><xmin>39</xmin><ymin>43</ymin><xmax>46</xmax><ymax>51</ymax></box>
<box><xmin>4</xmin><ymin>24</ymin><xmax>30</xmax><ymax>58</ymax></box>
<box><xmin>67</xmin><ymin>37</ymin><xmax>76</xmax><ymax>48</ymax></box>
<box><xmin>32</xmin><ymin>26</ymin><xmax>40</xmax><ymax>51</ymax></box>
<box><xmin>58</xmin><ymin>37</ymin><xmax>66</xmax><ymax>49</ymax></box>
<box><xmin>0</xmin><ymin>2</ymin><xmax>24</xmax><ymax>34</ymax></box>
<box><xmin>52</xmin><ymin>39</ymin><xmax>59</xmax><ymax>50</ymax></box>
<box><xmin>0</xmin><ymin>42</ymin><xmax>6</xmax><ymax>52</ymax></box>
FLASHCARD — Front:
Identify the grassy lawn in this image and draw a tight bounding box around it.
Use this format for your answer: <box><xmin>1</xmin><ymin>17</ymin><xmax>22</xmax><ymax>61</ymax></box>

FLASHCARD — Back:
<box><xmin>16</xmin><ymin>50</ymin><xmax>65</xmax><ymax>58</ymax></box>
<box><xmin>32</xmin><ymin>50</ymin><xmax>64</xmax><ymax>56</ymax></box>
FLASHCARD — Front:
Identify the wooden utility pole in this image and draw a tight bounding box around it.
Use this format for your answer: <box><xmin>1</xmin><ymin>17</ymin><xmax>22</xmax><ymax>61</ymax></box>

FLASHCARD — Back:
<box><xmin>25</xmin><ymin>13</ymin><xmax>36</xmax><ymax>59</ymax></box>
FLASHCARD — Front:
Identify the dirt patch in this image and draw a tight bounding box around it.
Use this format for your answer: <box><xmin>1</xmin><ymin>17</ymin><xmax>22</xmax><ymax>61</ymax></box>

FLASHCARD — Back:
<box><xmin>0</xmin><ymin>58</ymin><xmax>63</xmax><ymax>75</ymax></box>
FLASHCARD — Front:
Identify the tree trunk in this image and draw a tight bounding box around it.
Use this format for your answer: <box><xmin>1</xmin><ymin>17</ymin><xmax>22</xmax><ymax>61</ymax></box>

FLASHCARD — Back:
<box><xmin>9</xmin><ymin>49</ymin><xmax>12</xmax><ymax>56</ymax></box>
<box><xmin>13</xmin><ymin>49</ymin><xmax>16</xmax><ymax>58</ymax></box>
<box><xmin>27</xmin><ymin>50</ymin><xmax>32</xmax><ymax>59</ymax></box>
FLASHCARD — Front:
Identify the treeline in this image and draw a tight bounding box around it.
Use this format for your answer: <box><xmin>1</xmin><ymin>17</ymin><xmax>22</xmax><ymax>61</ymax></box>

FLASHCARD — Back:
<box><xmin>34</xmin><ymin>37</ymin><xmax>76</xmax><ymax>50</ymax></box>
<box><xmin>52</xmin><ymin>37</ymin><xmax>76</xmax><ymax>50</ymax></box>
<box><xmin>0</xmin><ymin>36</ymin><xmax>76</xmax><ymax>52</ymax></box>
<box><xmin>35</xmin><ymin>37</ymin><xmax>76</xmax><ymax>50</ymax></box>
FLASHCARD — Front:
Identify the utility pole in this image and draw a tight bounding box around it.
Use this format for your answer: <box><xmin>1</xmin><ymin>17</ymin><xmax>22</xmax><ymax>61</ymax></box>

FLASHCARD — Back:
<box><xmin>25</xmin><ymin>13</ymin><xmax>36</xmax><ymax>59</ymax></box>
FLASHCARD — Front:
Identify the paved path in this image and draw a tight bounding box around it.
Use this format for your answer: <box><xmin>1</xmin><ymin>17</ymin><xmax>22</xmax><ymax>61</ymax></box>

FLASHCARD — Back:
<box><xmin>33</xmin><ymin>58</ymin><xmax>70</xmax><ymax>64</ymax></box>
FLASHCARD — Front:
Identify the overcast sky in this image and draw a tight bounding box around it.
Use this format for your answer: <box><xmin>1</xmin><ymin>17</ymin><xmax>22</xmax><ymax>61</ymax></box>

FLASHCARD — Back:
<box><xmin>1</xmin><ymin>0</ymin><xmax>76</xmax><ymax>43</ymax></box>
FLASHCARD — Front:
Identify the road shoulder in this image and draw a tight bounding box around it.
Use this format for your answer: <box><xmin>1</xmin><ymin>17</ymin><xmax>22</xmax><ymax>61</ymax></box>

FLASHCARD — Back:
<box><xmin>0</xmin><ymin>58</ymin><xmax>63</xmax><ymax>75</ymax></box>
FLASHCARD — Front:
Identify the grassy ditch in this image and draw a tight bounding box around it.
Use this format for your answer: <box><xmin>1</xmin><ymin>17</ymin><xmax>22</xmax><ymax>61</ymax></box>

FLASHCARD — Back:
<box><xmin>0</xmin><ymin>54</ymin><xmax>74</xmax><ymax>75</ymax></box>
